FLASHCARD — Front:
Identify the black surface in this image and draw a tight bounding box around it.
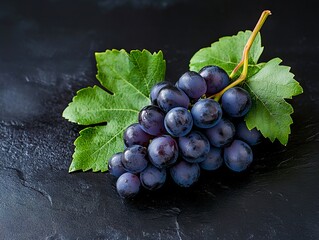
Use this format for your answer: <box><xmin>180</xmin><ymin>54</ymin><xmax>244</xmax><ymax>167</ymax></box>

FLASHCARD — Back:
<box><xmin>1</xmin><ymin>1</ymin><xmax>318</xmax><ymax>239</ymax></box>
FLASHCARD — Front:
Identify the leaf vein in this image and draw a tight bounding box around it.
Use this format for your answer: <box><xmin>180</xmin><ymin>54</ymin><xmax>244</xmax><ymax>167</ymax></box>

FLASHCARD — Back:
<box><xmin>148</xmin><ymin>57</ymin><xmax>162</xmax><ymax>91</ymax></box>
<box><xmin>91</xmin><ymin>125</ymin><xmax>127</xmax><ymax>160</ymax></box>
<box><xmin>131</xmin><ymin>53</ymin><xmax>150</xmax><ymax>95</ymax></box>
<box><xmin>245</xmin><ymin>83</ymin><xmax>274</xmax><ymax>118</ymax></box>
<box><xmin>107</xmin><ymin>64</ymin><xmax>148</xmax><ymax>101</ymax></box>
<box><xmin>84</xmin><ymin>108</ymin><xmax>139</xmax><ymax>114</ymax></box>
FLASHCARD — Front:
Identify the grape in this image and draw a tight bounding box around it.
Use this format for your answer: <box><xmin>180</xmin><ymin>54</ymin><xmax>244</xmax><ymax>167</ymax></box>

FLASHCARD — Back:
<box><xmin>236</xmin><ymin>121</ymin><xmax>263</xmax><ymax>146</ymax></box>
<box><xmin>122</xmin><ymin>145</ymin><xmax>148</xmax><ymax>173</ymax></box>
<box><xmin>221</xmin><ymin>87</ymin><xmax>252</xmax><ymax>117</ymax></box>
<box><xmin>108</xmin><ymin>152</ymin><xmax>126</xmax><ymax>178</ymax></box>
<box><xmin>176</xmin><ymin>71</ymin><xmax>207</xmax><ymax>99</ymax></box>
<box><xmin>140</xmin><ymin>165</ymin><xmax>167</xmax><ymax>191</ymax></box>
<box><xmin>150</xmin><ymin>81</ymin><xmax>173</xmax><ymax>105</ymax></box>
<box><xmin>138</xmin><ymin>105</ymin><xmax>166</xmax><ymax>136</ymax></box>
<box><xmin>204</xmin><ymin>118</ymin><xmax>235</xmax><ymax>147</ymax></box>
<box><xmin>178</xmin><ymin>131</ymin><xmax>210</xmax><ymax>163</ymax></box>
<box><xmin>164</xmin><ymin>107</ymin><xmax>193</xmax><ymax>137</ymax></box>
<box><xmin>170</xmin><ymin>160</ymin><xmax>200</xmax><ymax>187</ymax></box>
<box><xmin>198</xmin><ymin>65</ymin><xmax>230</xmax><ymax>96</ymax></box>
<box><xmin>191</xmin><ymin>98</ymin><xmax>222</xmax><ymax>128</ymax></box>
<box><xmin>224</xmin><ymin>139</ymin><xmax>253</xmax><ymax>172</ymax></box>
<box><xmin>199</xmin><ymin>146</ymin><xmax>223</xmax><ymax>171</ymax></box>
<box><xmin>116</xmin><ymin>172</ymin><xmax>141</xmax><ymax>198</ymax></box>
<box><xmin>157</xmin><ymin>85</ymin><xmax>190</xmax><ymax>112</ymax></box>
<box><xmin>109</xmin><ymin>65</ymin><xmax>264</xmax><ymax>199</ymax></box>
<box><xmin>148</xmin><ymin>135</ymin><xmax>179</xmax><ymax>168</ymax></box>
<box><xmin>123</xmin><ymin>123</ymin><xmax>152</xmax><ymax>147</ymax></box>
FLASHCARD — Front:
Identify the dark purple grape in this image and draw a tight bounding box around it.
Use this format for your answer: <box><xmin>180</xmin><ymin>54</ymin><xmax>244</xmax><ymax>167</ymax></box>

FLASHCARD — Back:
<box><xmin>236</xmin><ymin>121</ymin><xmax>263</xmax><ymax>146</ymax></box>
<box><xmin>169</xmin><ymin>161</ymin><xmax>200</xmax><ymax>187</ymax></box>
<box><xmin>199</xmin><ymin>146</ymin><xmax>223</xmax><ymax>171</ymax></box>
<box><xmin>138</xmin><ymin>105</ymin><xmax>166</xmax><ymax>136</ymax></box>
<box><xmin>204</xmin><ymin>118</ymin><xmax>235</xmax><ymax>147</ymax></box>
<box><xmin>122</xmin><ymin>145</ymin><xmax>148</xmax><ymax>173</ymax></box>
<box><xmin>224</xmin><ymin>140</ymin><xmax>253</xmax><ymax>172</ymax></box>
<box><xmin>176</xmin><ymin>71</ymin><xmax>207</xmax><ymax>99</ymax></box>
<box><xmin>191</xmin><ymin>98</ymin><xmax>222</xmax><ymax>128</ymax></box>
<box><xmin>123</xmin><ymin>123</ymin><xmax>153</xmax><ymax>147</ymax></box>
<box><xmin>178</xmin><ymin>131</ymin><xmax>210</xmax><ymax>163</ymax></box>
<box><xmin>150</xmin><ymin>81</ymin><xmax>173</xmax><ymax>105</ymax></box>
<box><xmin>148</xmin><ymin>135</ymin><xmax>179</xmax><ymax>168</ymax></box>
<box><xmin>199</xmin><ymin>65</ymin><xmax>230</xmax><ymax>96</ymax></box>
<box><xmin>140</xmin><ymin>165</ymin><xmax>167</xmax><ymax>191</ymax></box>
<box><xmin>108</xmin><ymin>152</ymin><xmax>126</xmax><ymax>178</ymax></box>
<box><xmin>164</xmin><ymin>107</ymin><xmax>193</xmax><ymax>137</ymax></box>
<box><xmin>116</xmin><ymin>172</ymin><xmax>141</xmax><ymax>198</ymax></box>
<box><xmin>157</xmin><ymin>85</ymin><xmax>190</xmax><ymax>112</ymax></box>
<box><xmin>221</xmin><ymin>87</ymin><xmax>252</xmax><ymax>117</ymax></box>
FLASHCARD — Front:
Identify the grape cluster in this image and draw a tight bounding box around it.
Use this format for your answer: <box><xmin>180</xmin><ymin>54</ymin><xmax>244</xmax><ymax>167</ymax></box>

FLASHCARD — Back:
<box><xmin>108</xmin><ymin>65</ymin><xmax>263</xmax><ymax>199</ymax></box>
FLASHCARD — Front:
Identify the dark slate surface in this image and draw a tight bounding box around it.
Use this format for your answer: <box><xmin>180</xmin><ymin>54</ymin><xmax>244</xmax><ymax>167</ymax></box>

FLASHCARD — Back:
<box><xmin>1</xmin><ymin>1</ymin><xmax>318</xmax><ymax>239</ymax></box>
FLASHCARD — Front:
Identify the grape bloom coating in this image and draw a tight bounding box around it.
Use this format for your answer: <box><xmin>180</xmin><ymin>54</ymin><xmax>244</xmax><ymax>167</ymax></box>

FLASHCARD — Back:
<box><xmin>108</xmin><ymin>65</ymin><xmax>262</xmax><ymax>199</ymax></box>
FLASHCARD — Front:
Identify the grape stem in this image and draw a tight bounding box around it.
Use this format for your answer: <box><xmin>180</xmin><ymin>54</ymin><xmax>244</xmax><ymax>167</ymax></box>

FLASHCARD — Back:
<box><xmin>212</xmin><ymin>10</ymin><xmax>271</xmax><ymax>102</ymax></box>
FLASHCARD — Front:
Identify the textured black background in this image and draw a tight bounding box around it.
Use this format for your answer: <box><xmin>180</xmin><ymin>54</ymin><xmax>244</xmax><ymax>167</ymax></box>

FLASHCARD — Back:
<box><xmin>1</xmin><ymin>1</ymin><xmax>318</xmax><ymax>239</ymax></box>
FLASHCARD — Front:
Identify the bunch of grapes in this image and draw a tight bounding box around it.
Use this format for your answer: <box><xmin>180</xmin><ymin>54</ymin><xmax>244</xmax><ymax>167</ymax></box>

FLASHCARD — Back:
<box><xmin>108</xmin><ymin>65</ymin><xmax>263</xmax><ymax>199</ymax></box>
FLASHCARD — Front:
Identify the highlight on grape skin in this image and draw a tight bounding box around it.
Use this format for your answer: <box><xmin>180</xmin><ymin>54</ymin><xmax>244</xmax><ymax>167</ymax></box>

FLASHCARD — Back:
<box><xmin>150</xmin><ymin>81</ymin><xmax>174</xmax><ymax>105</ymax></box>
<box><xmin>221</xmin><ymin>87</ymin><xmax>252</xmax><ymax>117</ymax></box>
<box><xmin>140</xmin><ymin>165</ymin><xmax>167</xmax><ymax>191</ymax></box>
<box><xmin>224</xmin><ymin>140</ymin><xmax>253</xmax><ymax>172</ymax></box>
<box><xmin>170</xmin><ymin>160</ymin><xmax>201</xmax><ymax>188</ymax></box>
<box><xmin>164</xmin><ymin>107</ymin><xmax>193</xmax><ymax>137</ymax></box>
<box><xmin>199</xmin><ymin>65</ymin><xmax>230</xmax><ymax>96</ymax></box>
<box><xmin>147</xmin><ymin>135</ymin><xmax>179</xmax><ymax>169</ymax></box>
<box><xmin>204</xmin><ymin>118</ymin><xmax>236</xmax><ymax>148</ymax></box>
<box><xmin>116</xmin><ymin>172</ymin><xmax>141</xmax><ymax>199</ymax></box>
<box><xmin>123</xmin><ymin>123</ymin><xmax>153</xmax><ymax>147</ymax></box>
<box><xmin>176</xmin><ymin>71</ymin><xmax>207</xmax><ymax>99</ymax></box>
<box><xmin>156</xmin><ymin>85</ymin><xmax>190</xmax><ymax>112</ymax></box>
<box><xmin>108</xmin><ymin>152</ymin><xmax>126</xmax><ymax>178</ymax></box>
<box><xmin>178</xmin><ymin>130</ymin><xmax>210</xmax><ymax>163</ymax></box>
<box><xmin>191</xmin><ymin>98</ymin><xmax>222</xmax><ymax>129</ymax></box>
<box><xmin>122</xmin><ymin>145</ymin><xmax>148</xmax><ymax>174</ymax></box>
<box><xmin>138</xmin><ymin>105</ymin><xmax>166</xmax><ymax>136</ymax></box>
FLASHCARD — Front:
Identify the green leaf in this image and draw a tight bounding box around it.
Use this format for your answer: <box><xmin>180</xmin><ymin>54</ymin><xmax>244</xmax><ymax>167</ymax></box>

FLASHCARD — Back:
<box><xmin>62</xmin><ymin>49</ymin><xmax>166</xmax><ymax>172</ymax></box>
<box><xmin>189</xmin><ymin>30</ymin><xmax>303</xmax><ymax>145</ymax></box>
<box><xmin>243</xmin><ymin>58</ymin><xmax>303</xmax><ymax>145</ymax></box>
<box><xmin>189</xmin><ymin>30</ymin><xmax>264</xmax><ymax>78</ymax></box>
